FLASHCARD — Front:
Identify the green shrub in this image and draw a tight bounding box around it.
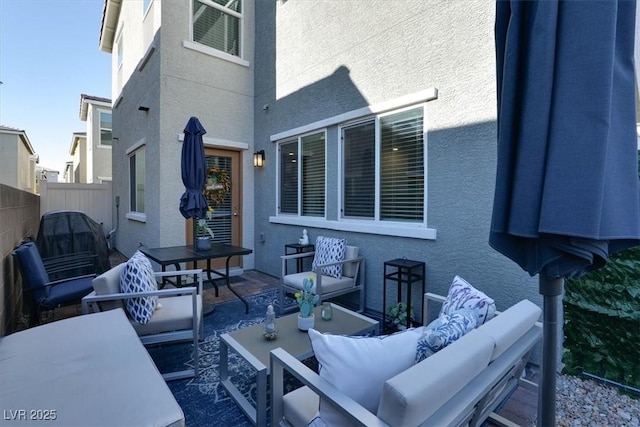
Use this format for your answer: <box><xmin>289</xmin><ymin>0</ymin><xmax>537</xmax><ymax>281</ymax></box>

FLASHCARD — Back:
<box><xmin>563</xmin><ymin>246</ymin><xmax>640</xmax><ymax>389</ymax></box>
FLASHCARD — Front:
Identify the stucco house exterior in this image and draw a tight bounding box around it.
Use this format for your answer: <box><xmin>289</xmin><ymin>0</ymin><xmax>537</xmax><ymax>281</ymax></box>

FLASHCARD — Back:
<box><xmin>0</xmin><ymin>125</ymin><xmax>38</xmax><ymax>193</ymax></box>
<box><xmin>68</xmin><ymin>94</ymin><xmax>113</xmax><ymax>184</ymax></box>
<box><xmin>99</xmin><ymin>0</ymin><xmax>542</xmax><ymax>319</ymax></box>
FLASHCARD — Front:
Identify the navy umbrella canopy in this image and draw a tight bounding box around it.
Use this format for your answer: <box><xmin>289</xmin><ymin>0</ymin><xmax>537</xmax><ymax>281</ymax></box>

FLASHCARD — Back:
<box><xmin>491</xmin><ymin>1</ymin><xmax>640</xmax><ymax>424</ymax></box>
<box><xmin>179</xmin><ymin>117</ymin><xmax>209</xmax><ymax>220</ymax></box>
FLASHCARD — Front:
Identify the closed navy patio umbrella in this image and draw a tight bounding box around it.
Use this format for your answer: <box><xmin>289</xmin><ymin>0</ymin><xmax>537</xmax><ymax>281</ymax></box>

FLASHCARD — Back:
<box><xmin>491</xmin><ymin>1</ymin><xmax>640</xmax><ymax>425</ymax></box>
<box><xmin>179</xmin><ymin>117</ymin><xmax>209</xmax><ymax>220</ymax></box>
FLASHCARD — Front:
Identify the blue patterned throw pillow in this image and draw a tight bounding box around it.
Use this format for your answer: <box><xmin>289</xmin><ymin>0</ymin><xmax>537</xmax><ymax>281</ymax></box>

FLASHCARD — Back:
<box><xmin>120</xmin><ymin>251</ymin><xmax>158</xmax><ymax>324</ymax></box>
<box><xmin>416</xmin><ymin>309</ymin><xmax>477</xmax><ymax>363</ymax></box>
<box><xmin>439</xmin><ymin>275</ymin><xmax>496</xmax><ymax>326</ymax></box>
<box><xmin>312</xmin><ymin>236</ymin><xmax>347</xmax><ymax>279</ymax></box>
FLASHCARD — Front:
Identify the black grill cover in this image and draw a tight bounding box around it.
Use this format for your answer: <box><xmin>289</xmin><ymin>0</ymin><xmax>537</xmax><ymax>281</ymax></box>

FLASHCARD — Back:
<box><xmin>36</xmin><ymin>211</ymin><xmax>110</xmax><ymax>281</ymax></box>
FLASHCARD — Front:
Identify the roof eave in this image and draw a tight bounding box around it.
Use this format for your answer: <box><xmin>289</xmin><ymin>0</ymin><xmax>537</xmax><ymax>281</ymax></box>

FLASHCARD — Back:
<box><xmin>99</xmin><ymin>0</ymin><xmax>122</xmax><ymax>53</ymax></box>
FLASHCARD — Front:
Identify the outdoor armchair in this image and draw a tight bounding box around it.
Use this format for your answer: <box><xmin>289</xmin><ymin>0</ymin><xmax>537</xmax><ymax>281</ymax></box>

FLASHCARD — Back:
<box><xmin>12</xmin><ymin>241</ymin><xmax>95</xmax><ymax>326</ymax></box>
<box><xmin>280</xmin><ymin>240</ymin><xmax>365</xmax><ymax>314</ymax></box>
<box><xmin>81</xmin><ymin>262</ymin><xmax>204</xmax><ymax>381</ymax></box>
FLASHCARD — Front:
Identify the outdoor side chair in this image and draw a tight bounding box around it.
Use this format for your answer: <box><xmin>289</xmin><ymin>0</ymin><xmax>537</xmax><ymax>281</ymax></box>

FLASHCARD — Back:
<box><xmin>12</xmin><ymin>242</ymin><xmax>96</xmax><ymax>327</ymax></box>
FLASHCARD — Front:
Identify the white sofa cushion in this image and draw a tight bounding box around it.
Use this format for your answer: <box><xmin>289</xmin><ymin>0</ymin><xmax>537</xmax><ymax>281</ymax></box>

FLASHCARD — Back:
<box><xmin>416</xmin><ymin>308</ymin><xmax>477</xmax><ymax>363</ymax></box>
<box><xmin>0</xmin><ymin>309</ymin><xmax>185</xmax><ymax>427</ymax></box>
<box><xmin>312</xmin><ymin>236</ymin><xmax>347</xmax><ymax>279</ymax></box>
<box><xmin>120</xmin><ymin>251</ymin><xmax>159</xmax><ymax>324</ymax></box>
<box><xmin>479</xmin><ymin>299</ymin><xmax>541</xmax><ymax>361</ymax></box>
<box><xmin>131</xmin><ymin>294</ymin><xmax>202</xmax><ymax>337</ymax></box>
<box><xmin>440</xmin><ymin>275</ymin><xmax>496</xmax><ymax>325</ymax></box>
<box><xmin>341</xmin><ymin>246</ymin><xmax>359</xmax><ymax>278</ymax></box>
<box><xmin>377</xmin><ymin>329</ymin><xmax>494</xmax><ymax>426</ymax></box>
<box><xmin>308</xmin><ymin>327</ymin><xmax>423</xmax><ymax>426</ymax></box>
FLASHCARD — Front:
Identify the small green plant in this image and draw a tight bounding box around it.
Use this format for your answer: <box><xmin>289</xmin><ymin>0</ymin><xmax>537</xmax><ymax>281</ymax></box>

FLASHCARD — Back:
<box><xmin>387</xmin><ymin>302</ymin><xmax>414</xmax><ymax>329</ymax></box>
<box><xmin>295</xmin><ymin>277</ymin><xmax>319</xmax><ymax>318</ymax></box>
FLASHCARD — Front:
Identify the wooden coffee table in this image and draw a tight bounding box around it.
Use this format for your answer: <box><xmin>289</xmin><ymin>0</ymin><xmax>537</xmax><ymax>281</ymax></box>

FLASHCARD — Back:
<box><xmin>220</xmin><ymin>304</ymin><xmax>379</xmax><ymax>427</ymax></box>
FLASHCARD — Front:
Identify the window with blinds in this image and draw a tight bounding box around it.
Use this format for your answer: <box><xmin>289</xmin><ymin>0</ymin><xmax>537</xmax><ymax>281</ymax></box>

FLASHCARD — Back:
<box><xmin>192</xmin><ymin>0</ymin><xmax>242</xmax><ymax>57</ymax></box>
<box><xmin>279</xmin><ymin>132</ymin><xmax>326</xmax><ymax>217</ymax></box>
<box><xmin>129</xmin><ymin>146</ymin><xmax>145</xmax><ymax>214</ymax></box>
<box><xmin>301</xmin><ymin>133</ymin><xmax>325</xmax><ymax>217</ymax></box>
<box><xmin>380</xmin><ymin>108</ymin><xmax>424</xmax><ymax>222</ymax></box>
<box><xmin>342</xmin><ymin>120</ymin><xmax>375</xmax><ymax>218</ymax></box>
<box><xmin>99</xmin><ymin>111</ymin><xmax>112</xmax><ymax>147</ymax></box>
<box><xmin>341</xmin><ymin>107</ymin><xmax>424</xmax><ymax>223</ymax></box>
<box><xmin>279</xmin><ymin>141</ymin><xmax>298</xmax><ymax>214</ymax></box>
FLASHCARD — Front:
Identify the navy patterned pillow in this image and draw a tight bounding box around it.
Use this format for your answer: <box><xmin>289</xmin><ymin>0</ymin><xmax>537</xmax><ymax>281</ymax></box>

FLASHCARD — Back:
<box><xmin>312</xmin><ymin>236</ymin><xmax>347</xmax><ymax>279</ymax></box>
<box><xmin>120</xmin><ymin>251</ymin><xmax>159</xmax><ymax>324</ymax></box>
<box><xmin>439</xmin><ymin>275</ymin><xmax>496</xmax><ymax>326</ymax></box>
<box><xmin>416</xmin><ymin>309</ymin><xmax>477</xmax><ymax>363</ymax></box>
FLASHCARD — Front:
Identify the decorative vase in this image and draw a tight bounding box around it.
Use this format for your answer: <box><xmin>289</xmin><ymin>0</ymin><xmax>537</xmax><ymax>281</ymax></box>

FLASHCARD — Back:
<box><xmin>196</xmin><ymin>237</ymin><xmax>211</xmax><ymax>250</ymax></box>
<box><xmin>297</xmin><ymin>313</ymin><xmax>315</xmax><ymax>331</ymax></box>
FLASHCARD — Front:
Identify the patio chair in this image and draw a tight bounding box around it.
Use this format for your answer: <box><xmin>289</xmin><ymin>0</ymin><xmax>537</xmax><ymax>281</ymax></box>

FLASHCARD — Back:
<box><xmin>12</xmin><ymin>242</ymin><xmax>95</xmax><ymax>327</ymax></box>
<box><xmin>280</xmin><ymin>236</ymin><xmax>365</xmax><ymax>314</ymax></box>
<box><xmin>81</xmin><ymin>261</ymin><xmax>204</xmax><ymax>381</ymax></box>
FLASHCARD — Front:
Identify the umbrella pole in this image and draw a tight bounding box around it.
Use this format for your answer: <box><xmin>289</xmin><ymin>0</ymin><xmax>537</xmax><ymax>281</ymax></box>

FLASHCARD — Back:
<box><xmin>538</xmin><ymin>275</ymin><xmax>564</xmax><ymax>427</ymax></box>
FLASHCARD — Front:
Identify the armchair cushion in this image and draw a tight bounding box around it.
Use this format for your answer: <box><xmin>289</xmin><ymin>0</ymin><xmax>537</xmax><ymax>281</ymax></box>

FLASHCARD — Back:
<box><xmin>440</xmin><ymin>275</ymin><xmax>496</xmax><ymax>326</ymax></box>
<box><xmin>131</xmin><ymin>294</ymin><xmax>202</xmax><ymax>337</ymax></box>
<box><xmin>415</xmin><ymin>308</ymin><xmax>477</xmax><ymax>363</ymax></box>
<box><xmin>308</xmin><ymin>327</ymin><xmax>423</xmax><ymax>426</ymax></box>
<box><xmin>312</xmin><ymin>236</ymin><xmax>347</xmax><ymax>279</ymax></box>
<box><xmin>120</xmin><ymin>251</ymin><xmax>159</xmax><ymax>324</ymax></box>
<box><xmin>283</xmin><ymin>272</ymin><xmax>354</xmax><ymax>294</ymax></box>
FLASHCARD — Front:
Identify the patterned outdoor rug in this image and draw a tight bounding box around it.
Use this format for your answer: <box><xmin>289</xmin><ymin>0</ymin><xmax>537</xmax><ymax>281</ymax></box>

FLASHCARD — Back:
<box><xmin>147</xmin><ymin>290</ymin><xmax>296</xmax><ymax>427</ymax></box>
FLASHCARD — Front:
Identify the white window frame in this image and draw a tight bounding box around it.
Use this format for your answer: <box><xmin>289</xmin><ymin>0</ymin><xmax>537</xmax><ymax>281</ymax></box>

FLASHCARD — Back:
<box><xmin>115</xmin><ymin>26</ymin><xmax>123</xmax><ymax>70</ymax></box>
<box><xmin>339</xmin><ymin>105</ymin><xmax>427</xmax><ymax>224</ymax></box>
<box><xmin>126</xmin><ymin>140</ymin><xmax>146</xmax><ymax>222</ymax></box>
<box><xmin>184</xmin><ymin>0</ymin><xmax>249</xmax><ymax>67</ymax></box>
<box><xmin>277</xmin><ymin>130</ymin><xmax>327</xmax><ymax>218</ymax></box>
<box><xmin>97</xmin><ymin>110</ymin><xmax>113</xmax><ymax>148</ymax></box>
<box><xmin>269</xmin><ymin>89</ymin><xmax>438</xmax><ymax>240</ymax></box>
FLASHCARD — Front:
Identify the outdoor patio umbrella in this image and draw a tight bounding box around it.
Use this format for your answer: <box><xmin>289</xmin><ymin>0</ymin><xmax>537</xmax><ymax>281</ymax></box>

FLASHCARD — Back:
<box><xmin>491</xmin><ymin>1</ymin><xmax>640</xmax><ymax>425</ymax></box>
<box><xmin>179</xmin><ymin>116</ymin><xmax>209</xmax><ymax>220</ymax></box>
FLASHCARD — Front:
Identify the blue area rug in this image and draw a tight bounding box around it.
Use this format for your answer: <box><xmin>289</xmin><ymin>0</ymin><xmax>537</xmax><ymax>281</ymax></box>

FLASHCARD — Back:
<box><xmin>147</xmin><ymin>290</ymin><xmax>293</xmax><ymax>427</ymax></box>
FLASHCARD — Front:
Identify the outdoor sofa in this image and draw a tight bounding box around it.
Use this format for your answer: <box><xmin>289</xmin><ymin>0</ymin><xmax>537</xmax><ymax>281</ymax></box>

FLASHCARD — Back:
<box><xmin>0</xmin><ymin>309</ymin><xmax>184</xmax><ymax>427</ymax></box>
<box><xmin>271</xmin><ymin>288</ymin><xmax>542</xmax><ymax>427</ymax></box>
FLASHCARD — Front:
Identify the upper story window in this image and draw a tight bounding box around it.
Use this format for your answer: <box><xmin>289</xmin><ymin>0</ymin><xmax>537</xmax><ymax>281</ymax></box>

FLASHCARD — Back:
<box><xmin>129</xmin><ymin>145</ymin><xmax>145</xmax><ymax>215</ymax></box>
<box><xmin>342</xmin><ymin>107</ymin><xmax>425</xmax><ymax>223</ymax></box>
<box><xmin>116</xmin><ymin>27</ymin><xmax>123</xmax><ymax>69</ymax></box>
<box><xmin>99</xmin><ymin>111</ymin><xmax>113</xmax><ymax>147</ymax></box>
<box><xmin>279</xmin><ymin>131</ymin><xmax>326</xmax><ymax>217</ymax></box>
<box><xmin>192</xmin><ymin>0</ymin><xmax>242</xmax><ymax>57</ymax></box>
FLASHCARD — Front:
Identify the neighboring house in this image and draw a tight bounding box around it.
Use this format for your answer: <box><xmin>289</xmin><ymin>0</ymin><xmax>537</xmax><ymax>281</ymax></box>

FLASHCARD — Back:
<box><xmin>63</xmin><ymin>161</ymin><xmax>74</xmax><ymax>183</ymax></box>
<box><xmin>0</xmin><ymin>125</ymin><xmax>38</xmax><ymax>193</ymax></box>
<box><xmin>68</xmin><ymin>94</ymin><xmax>113</xmax><ymax>184</ymax></box>
<box><xmin>99</xmin><ymin>1</ymin><xmax>543</xmax><ymax>317</ymax></box>
<box><xmin>35</xmin><ymin>166</ymin><xmax>59</xmax><ymax>194</ymax></box>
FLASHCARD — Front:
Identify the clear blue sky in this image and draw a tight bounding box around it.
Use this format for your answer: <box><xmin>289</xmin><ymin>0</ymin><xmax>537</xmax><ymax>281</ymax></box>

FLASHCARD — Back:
<box><xmin>0</xmin><ymin>0</ymin><xmax>111</xmax><ymax>174</ymax></box>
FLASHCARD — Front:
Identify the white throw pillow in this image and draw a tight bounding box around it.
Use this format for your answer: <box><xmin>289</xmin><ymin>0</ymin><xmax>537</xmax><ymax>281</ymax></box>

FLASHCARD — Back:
<box><xmin>415</xmin><ymin>308</ymin><xmax>477</xmax><ymax>363</ymax></box>
<box><xmin>308</xmin><ymin>327</ymin><xmax>423</xmax><ymax>426</ymax></box>
<box><xmin>120</xmin><ymin>251</ymin><xmax>158</xmax><ymax>324</ymax></box>
<box><xmin>440</xmin><ymin>275</ymin><xmax>496</xmax><ymax>326</ymax></box>
<box><xmin>312</xmin><ymin>236</ymin><xmax>347</xmax><ymax>279</ymax></box>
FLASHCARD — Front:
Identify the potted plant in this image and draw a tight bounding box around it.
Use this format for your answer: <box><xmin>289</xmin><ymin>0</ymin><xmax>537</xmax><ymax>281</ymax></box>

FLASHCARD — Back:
<box><xmin>195</xmin><ymin>217</ymin><xmax>215</xmax><ymax>250</ymax></box>
<box><xmin>295</xmin><ymin>277</ymin><xmax>319</xmax><ymax>331</ymax></box>
<box><xmin>387</xmin><ymin>302</ymin><xmax>415</xmax><ymax>331</ymax></box>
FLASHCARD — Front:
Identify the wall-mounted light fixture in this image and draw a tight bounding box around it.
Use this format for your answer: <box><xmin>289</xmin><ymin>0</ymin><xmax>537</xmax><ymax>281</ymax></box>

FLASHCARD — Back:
<box><xmin>253</xmin><ymin>150</ymin><xmax>265</xmax><ymax>167</ymax></box>
<box><xmin>138</xmin><ymin>106</ymin><xmax>150</xmax><ymax>112</ymax></box>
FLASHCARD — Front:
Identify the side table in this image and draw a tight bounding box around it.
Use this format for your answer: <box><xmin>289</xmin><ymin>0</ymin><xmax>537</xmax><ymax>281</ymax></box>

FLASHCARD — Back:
<box><xmin>383</xmin><ymin>258</ymin><xmax>426</xmax><ymax>329</ymax></box>
<box><xmin>284</xmin><ymin>243</ymin><xmax>315</xmax><ymax>274</ymax></box>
